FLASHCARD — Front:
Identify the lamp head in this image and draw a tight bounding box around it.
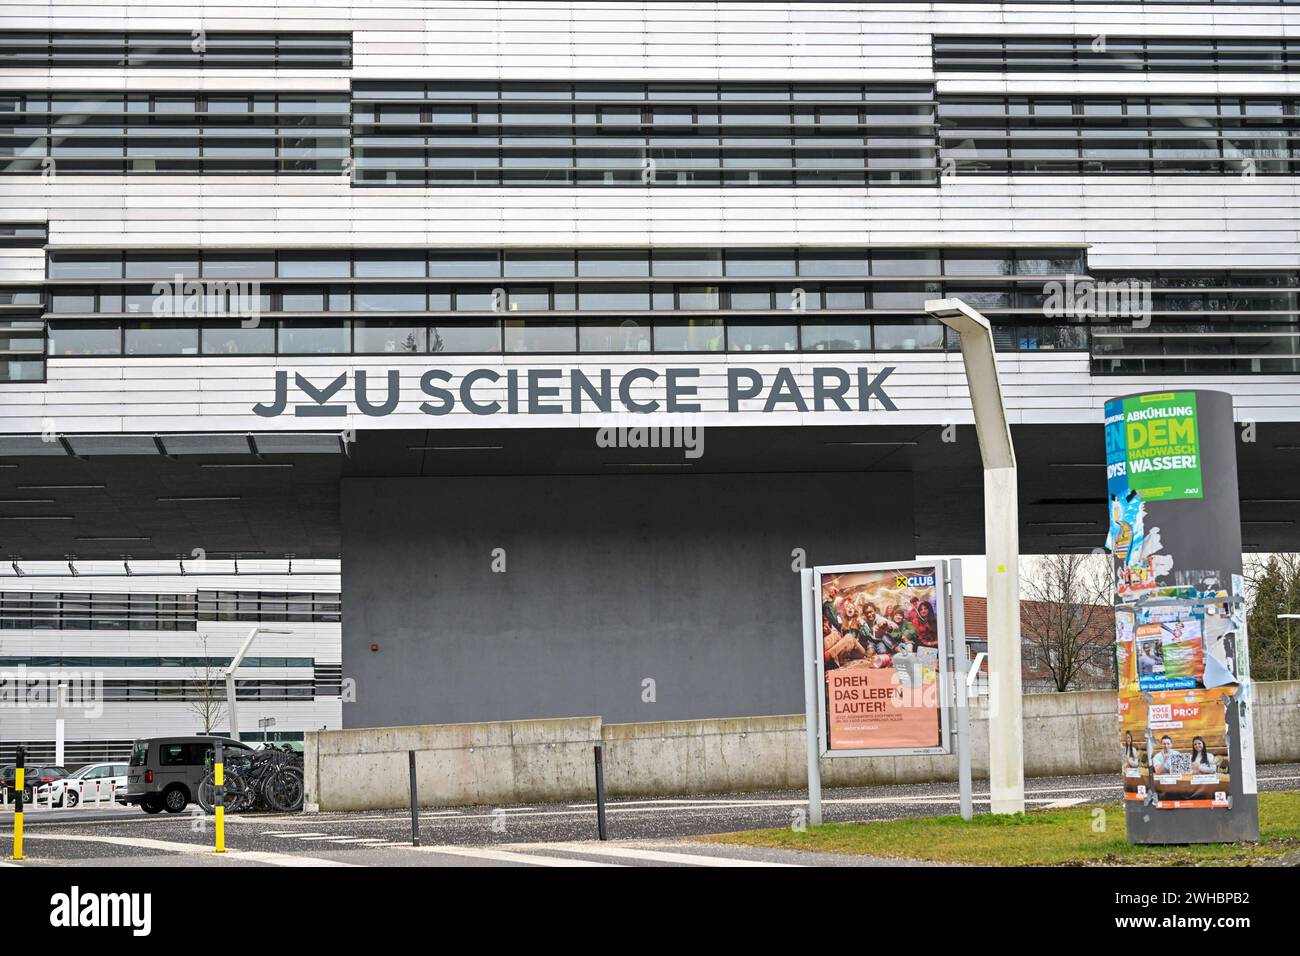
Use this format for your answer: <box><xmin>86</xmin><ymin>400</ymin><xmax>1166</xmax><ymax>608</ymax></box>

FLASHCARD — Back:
<box><xmin>925</xmin><ymin>298</ymin><xmax>992</xmax><ymax>337</ymax></box>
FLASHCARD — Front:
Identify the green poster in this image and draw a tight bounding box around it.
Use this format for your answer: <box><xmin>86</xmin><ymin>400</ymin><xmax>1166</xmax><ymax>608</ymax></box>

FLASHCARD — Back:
<box><xmin>1113</xmin><ymin>392</ymin><xmax>1203</xmax><ymax>501</ymax></box>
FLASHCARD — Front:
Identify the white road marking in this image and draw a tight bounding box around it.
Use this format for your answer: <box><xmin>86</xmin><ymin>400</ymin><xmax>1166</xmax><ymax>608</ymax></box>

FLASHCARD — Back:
<box><xmin>17</xmin><ymin>832</ymin><xmax>360</xmax><ymax>866</ymax></box>
<box><xmin>417</xmin><ymin>845</ymin><xmax>621</xmax><ymax>867</ymax></box>
<box><xmin>528</xmin><ymin>843</ymin><xmax>799</xmax><ymax>867</ymax></box>
<box><xmin>1038</xmin><ymin>798</ymin><xmax>1089</xmax><ymax>809</ymax></box>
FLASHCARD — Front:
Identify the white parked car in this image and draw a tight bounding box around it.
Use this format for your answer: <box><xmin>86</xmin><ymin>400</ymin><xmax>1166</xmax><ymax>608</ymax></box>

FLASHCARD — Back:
<box><xmin>37</xmin><ymin>762</ymin><xmax>128</xmax><ymax>808</ymax></box>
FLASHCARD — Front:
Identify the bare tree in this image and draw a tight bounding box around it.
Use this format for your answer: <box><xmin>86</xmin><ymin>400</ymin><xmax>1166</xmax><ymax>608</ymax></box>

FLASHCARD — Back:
<box><xmin>188</xmin><ymin>636</ymin><xmax>227</xmax><ymax>735</ymax></box>
<box><xmin>1021</xmin><ymin>553</ymin><xmax>1115</xmax><ymax>692</ymax></box>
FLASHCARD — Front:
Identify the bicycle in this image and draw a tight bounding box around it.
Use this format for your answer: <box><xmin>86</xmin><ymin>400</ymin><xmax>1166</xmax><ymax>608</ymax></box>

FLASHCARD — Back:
<box><xmin>197</xmin><ymin>747</ymin><xmax>304</xmax><ymax>814</ymax></box>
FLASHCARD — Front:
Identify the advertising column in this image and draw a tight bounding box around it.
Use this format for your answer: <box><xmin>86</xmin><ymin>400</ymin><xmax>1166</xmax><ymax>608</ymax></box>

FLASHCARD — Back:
<box><xmin>1104</xmin><ymin>390</ymin><xmax>1258</xmax><ymax>843</ymax></box>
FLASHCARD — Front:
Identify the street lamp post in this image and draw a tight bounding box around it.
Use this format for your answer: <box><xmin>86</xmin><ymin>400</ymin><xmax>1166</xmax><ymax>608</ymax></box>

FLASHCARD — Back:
<box><xmin>925</xmin><ymin>297</ymin><xmax>1025</xmax><ymax>815</ymax></box>
<box><xmin>224</xmin><ymin>626</ymin><xmax>292</xmax><ymax>740</ymax></box>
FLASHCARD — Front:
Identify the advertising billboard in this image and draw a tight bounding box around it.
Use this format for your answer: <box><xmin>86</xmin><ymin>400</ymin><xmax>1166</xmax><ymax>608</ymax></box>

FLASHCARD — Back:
<box><xmin>814</xmin><ymin>561</ymin><xmax>951</xmax><ymax>757</ymax></box>
<box><xmin>1105</xmin><ymin>391</ymin><xmax>1202</xmax><ymax>503</ymax></box>
<box><xmin>1104</xmin><ymin>390</ymin><xmax>1258</xmax><ymax>841</ymax></box>
<box><xmin>1144</xmin><ymin>689</ymin><xmax>1234</xmax><ymax>810</ymax></box>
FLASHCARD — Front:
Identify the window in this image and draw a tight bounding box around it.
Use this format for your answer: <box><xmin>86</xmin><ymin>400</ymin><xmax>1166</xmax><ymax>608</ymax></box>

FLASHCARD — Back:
<box><xmin>355</xmin><ymin>320</ymin><xmax>426</xmax><ymax>353</ymax></box>
<box><xmin>201</xmin><ymin>321</ymin><xmax>275</xmax><ymax>355</ymax></box>
<box><xmin>48</xmin><ymin>322</ymin><xmax>121</xmax><ymax>356</ymax></box>
<box><xmin>802</xmin><ymin>318</ymin><xmax>871</xmax><ymax>351</ymax></box>
<box><xmin>203</xmin><ymin>253</ymin><xmax>275</xmax><ymax>279</ymax></box>
<box><xmin>354</xmin><ymin>287</ymin><xmax>426</xmax><ymax>312</ymax></box>
<box><xmin>655</xmin><ymin>318</ymin><xmax>724</xmax><ymax>352</ymax></box>
<box><xmin>726</xmin><ymin>250</ymin><xmax>797</xmax><ymax>277</ymax></box>
<box><xmin>278</xmin><ymin>253</ymin><xmax>350</xmax><ymax>279</ymax></box>
<box><xmin>124</xmin><ymin>320</ymin><xmax>198</xmax><ymax>355</ymax></box>
<box><xmin>429</xmin><ymin>322</ymin><xmax>500</xmax><ymax>353</ymax></box>
<box><xmin>577</xmin><ymin>250</ymin><xmax>650</xmax><ymax>278</ymax></box>
<box><xmin>279</xmin><ymin>319</ymin><xmax>349</xmax><ymax>353</ymax></box>
<box><xmin>800</xmin><ymin>250</ymin><xmax>869</xmax><ymax>277</ymax></box>
<box><xmin>504</xmin><ymin>251</ymin><xmax>575</xmax><ymax>278</ymax></box>
<box><xmin>728</xmin><ymin>320</ymin><xmax>798</xmax><ymax>352</ymax></box>
<box><xmin>124</xmin><ymin>253</ymin><xmax>198</xmax><ymax>279</ymax></box>
<box><xmin>578</xmin><ymin>285</ymin><xmax>650</xmax><ymax>311</ymax></box>
<box><xmin>653</xmin><ymin>250</ymin><xmax>723</xmax><ymax>277</ymax></box>
<box><xmin>354</xmin><ymin>251</ymin><xmax>426</xmax><ymax>278</ymax></box>
<box><xmin>504</xmin><ymin>319</ymin><xmax>576</xmax><ymax>353</ymax></box>
<box><xmin>51</xmin><ymin>289</ymin><xmax>96</xmax><ymax>313</ymax></box>
<box><xmin>48</xmin><ymin>252</ymin><xmax>122</xmax><ymax>278</ymax></box>
<box><xmin>579</xmin><ymin>319</ymin><xmax>651</xmax><ymax>352</ymax></box>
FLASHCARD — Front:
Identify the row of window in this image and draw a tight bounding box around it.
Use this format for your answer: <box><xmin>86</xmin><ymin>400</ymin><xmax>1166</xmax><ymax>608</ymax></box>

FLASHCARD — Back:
<box><xmin>41</xmin><ymin>315</ymin><xmax>966</xmax><ymax>357</ymax></box>
<box><xmin>44</xmin><ymin>283</ymin><xmax>1082</xmax><ymax>320</ymax></box>
<box><xmin>196</xmin><ymin>590</ymin><xmax>340</xmax><ymax>623</ymax></box>
<box><xmin>45</xmin><ymin>248</ymin><xmax>1087</xmax><ymax>281</ymax></box>
<box><xmin>0</xmin><ymin>656</ymin><xmax>314</xmax><ymax>668</ymax></box>
<box><xmin>10</xmin><ymin>87</ymin><xmax>1300</xmax><ymax>179</ymax></box>
<box><xmin>353</xmin><ymin>82</ymin><xmax>936</xmax><ymax>185</ymax></box>
<box><xmin>0</xmin><ymin>31</ymin><xmax>351</xmax><ymax>69</ymax></box>
<box><xmin>38</xmin><ymin>316</ymin><xmax>1300</xmax><ymax>359</ymax></box>
<box><xmin>45</xmin><ymin>680</ymin><xmax>320</xmax><ymax>702</ymax></box>
<box><xmin>940</xmin><ymin>95</ymin><xmax>1300</xmax><ymax>174</ymax></box>
<box><xmin>0</xmin><ymin>590</ymin><xmax>340</xmax><ymax>628</ymax></box>
<box><xmin>0</xmin><ymin>93</ymin><xmax>349</xmax><ymax>174</ymax></box>
<box><xmin>934</xmin><ymin>36</ymin><xmax>1300</xmax><ymax>73</ymax></box>
<box><xmin>46</xmin><ymin>284</ymin><xmax>1300</xmax><ymax>318</ymax></box>
<box><xmin>1094</xmin><ymin>356</ymin><xmax>1300</xmax><ymax>374</ymax></box>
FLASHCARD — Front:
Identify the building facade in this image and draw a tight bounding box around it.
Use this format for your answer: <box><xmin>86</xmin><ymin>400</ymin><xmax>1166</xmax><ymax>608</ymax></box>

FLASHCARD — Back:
<box><xmin>0</xmin><ymin>560</ymin><xmax>341</xmax><ymax>764</ymax></box>
<box><xmin>1</xmin><ymin>2</ymin><xmax>1298</xmax><ymax>729</ymax></box>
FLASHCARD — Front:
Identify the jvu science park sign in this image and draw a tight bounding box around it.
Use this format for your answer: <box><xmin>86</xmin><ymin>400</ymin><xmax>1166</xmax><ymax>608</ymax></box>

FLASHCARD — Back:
<box><xmin>252</xmin><ymin>365</ymin><xmax>899</xmax><ymax>418</ymax></box>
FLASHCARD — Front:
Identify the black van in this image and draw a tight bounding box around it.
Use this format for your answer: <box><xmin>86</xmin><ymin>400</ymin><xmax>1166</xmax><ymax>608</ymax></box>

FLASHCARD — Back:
<box><xmin>119</xmin><ymin>737</ymin><xmax>255</xmax><ymax>813</ymax></box>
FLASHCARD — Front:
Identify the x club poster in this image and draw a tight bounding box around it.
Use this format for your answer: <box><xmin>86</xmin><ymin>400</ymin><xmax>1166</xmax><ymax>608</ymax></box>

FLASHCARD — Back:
<box><xmin>818</xmin><ymin>565</ymin><xmax>944</xmax><ymax>753</ymax></box>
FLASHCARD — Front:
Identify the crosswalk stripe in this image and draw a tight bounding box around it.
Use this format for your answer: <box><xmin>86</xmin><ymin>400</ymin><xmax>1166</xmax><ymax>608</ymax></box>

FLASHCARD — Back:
<box><xmin>417</xmin><ymin>845</ymin><xmax>621</xmax><ymax>867</ymax></box>
<box><xmin>16</xmin><ymin>832</ymin><xmax>359</xmax><ymax>866</ymax></box>
<box><xmin>525</xmin><ymin>843</ymin><xmax>798</xmax><ymax>867</ymax></box>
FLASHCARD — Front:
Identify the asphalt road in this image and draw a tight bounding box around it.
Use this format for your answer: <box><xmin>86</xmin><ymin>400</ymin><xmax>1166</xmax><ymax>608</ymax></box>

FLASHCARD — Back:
<box><xmin>4</xmin><ymin>762</ymin><xmax>1298</xmax><ymax>867</ymax></box>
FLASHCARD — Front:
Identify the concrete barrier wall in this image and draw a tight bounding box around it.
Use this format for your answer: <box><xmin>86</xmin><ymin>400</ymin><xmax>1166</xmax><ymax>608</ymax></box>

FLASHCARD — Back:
<box><xmin>305</xmin><ymin>680</ymin><xmax>1300</xmax><ymax>810</ymax></box>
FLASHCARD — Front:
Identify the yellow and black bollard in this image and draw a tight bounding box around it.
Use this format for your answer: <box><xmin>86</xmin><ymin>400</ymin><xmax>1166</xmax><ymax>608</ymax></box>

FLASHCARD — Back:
<box><xmin>11</xmin><ymin>746</ymin><xmax>23</xmax><ymax>861</ymax></box>
<box><xmin>214</xmin><ymin>739</ymin><xmax>225</xmax><ymax>853</ymax></box>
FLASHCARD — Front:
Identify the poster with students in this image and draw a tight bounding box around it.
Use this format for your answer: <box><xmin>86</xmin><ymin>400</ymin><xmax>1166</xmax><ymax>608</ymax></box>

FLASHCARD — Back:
<box><xmin>1143</xmin><ymin>689</ymin><xmax>1233</xmax><ymax>810</ymax></box>
<box><xmin>815</xmin><ymin>562</ymin><xmax>949</xmax><ymax>755</ymax></box>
